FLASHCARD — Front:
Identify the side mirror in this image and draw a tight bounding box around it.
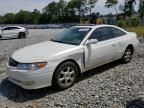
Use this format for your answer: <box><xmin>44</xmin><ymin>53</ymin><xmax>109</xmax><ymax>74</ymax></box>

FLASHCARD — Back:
<box><xmin>85</xmin><ymin>39</ymin><xmax>98</xmax><ymax>45</ymax></box>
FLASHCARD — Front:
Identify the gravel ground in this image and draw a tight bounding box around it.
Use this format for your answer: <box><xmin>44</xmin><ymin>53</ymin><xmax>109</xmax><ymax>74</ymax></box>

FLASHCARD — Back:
<box><xmin>0</xmin><ymin>29</ymin><xmax>144</xmax><ymax>108</ymax></box>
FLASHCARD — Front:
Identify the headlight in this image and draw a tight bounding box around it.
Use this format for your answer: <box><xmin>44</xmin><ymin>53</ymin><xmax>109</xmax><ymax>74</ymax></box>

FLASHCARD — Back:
<box><xmin>17</xmin><ymin>62</ymin><xmax>47</xmax><ymax>70</ymax></box>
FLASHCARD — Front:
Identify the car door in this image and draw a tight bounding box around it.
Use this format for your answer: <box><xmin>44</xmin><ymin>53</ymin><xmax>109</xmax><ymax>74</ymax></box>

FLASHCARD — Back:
<box><xmin>110</xmin><ymin>27</ymin><xmax>128</xmax><ymax>59</ymax></box>
<box><xmin>2</xmin><ymin>27</ymin><xmax>14</xmax><ymax>37</ymax></box>
<box><xmin>84</xmin><ymin>27</ymin><xmax>119</xmax><ymax>70</ymax></box>
<box><xmin>10</xmin><ymin>27</ymin><xmax>20</xmax><ymax>37</ymax></box>
<box><xmin>2</xmin><ymin>27</ymin><xmax>19</xmax><ymax>38</ymax></box>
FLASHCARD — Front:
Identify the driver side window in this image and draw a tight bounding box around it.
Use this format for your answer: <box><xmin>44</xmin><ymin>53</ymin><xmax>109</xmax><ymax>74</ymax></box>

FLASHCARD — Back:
<box><xmin>89</xmin><ymin>27</ymin><xmax>113</xmax><ymax>41</ymax></box>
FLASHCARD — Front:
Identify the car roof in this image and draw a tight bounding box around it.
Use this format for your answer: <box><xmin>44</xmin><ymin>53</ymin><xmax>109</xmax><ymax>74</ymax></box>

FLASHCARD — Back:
<box><xmin>74</xmin><ymin>24</ymin><xmax>95</xmax><ymax>28</ymax></box>
<box><xmin>3</xmin><ymin>26</ymin><xmax>24</xmax><ymax>28</ymax></box>
<box><xmin>75</xmin><ymin>24</ymin><xmax>128</xmax><ymax>33</ymax></box>
<box><xmin>75</xmin><ymin>24</ymin><xmax>117</xmax><ymax>28</ymax></box>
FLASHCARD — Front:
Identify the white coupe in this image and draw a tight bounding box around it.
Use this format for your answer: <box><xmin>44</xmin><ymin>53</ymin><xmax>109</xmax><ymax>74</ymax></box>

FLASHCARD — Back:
<box><xmin>0</xmin><ymin>26</ymin><xmax>28</xmax><ymax>39</ymax></box>
<box><xmin>7</xmin><ymin>25</ymin><xmax>139</xmax><ymax>89</ymax></box>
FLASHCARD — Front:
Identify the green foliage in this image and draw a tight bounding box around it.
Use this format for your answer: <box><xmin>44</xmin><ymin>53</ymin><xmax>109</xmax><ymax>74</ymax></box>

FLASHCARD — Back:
<box><xmin>139</xmin><ymin>0</ymin><xmax>144</xmax><ymax>19</ymax></box>
<box><xmin>43</xmin><ymin>1</ymin><xmax>59</xmax><ymax>15</ymax></box>
<box><xmin>67</xmin><ymin>0</ymin><xmax>87</xmax><ymax>19</ymax></box>
<box><xmin>130</xmin><ymin>17</ymin><xmax>139</xmax><ymax>27</ymax></box>
<box><xmin>0</xmin><ymin>0</ymin><xmax>98</xmax><ymax>24</ymax></box>
<box><xmin>0</xmin><ymin>9</ymin><xmax>41</xmax><ymax>24</ymax></box>
<box><xmin>105</xmin><ymin>0</ymin><xmax>118</xmax><ymax>8</ymax></box>
<box><xmin>123</xmin><ymin>17</ymin><xmax>139</xmax><ymax>27</ymax></box>
<box><xmin>121</xmin><ymin>0</ymin><xmax>136</xmax><ymax>19</ymax></box>
<box><xmin>87</xmin><ymin>0</ymin><xmax>98</xmax><ymax>18</ymax></box>
<box><xmin>0</xmin><ymin>0</ymin><xmax>140</xmax><ymax>25</ymax></box>
<box><xmin>105</xmin><ymin>0</ymin><xmax>118</xmax><ymax>15</ymax></box>
<box><xmin>39</xmin><ymin>13</ymin><xmax>49</xmax><ymax>24</ymax></box>
<box><xmin>116</xmin><ymin>17</ymin><xmax>140</xmax><ymax>27</ymax></box>
<box><xmin>42</xmin><ymin>0</ymin><xmax>97</xmax><ymax>23</ymax></box>
<box><xmin>116</xmin><ymin>20</ymin><xmax>126</xmax><ymax>27</ymax></box>
<box><xmin>4</xmin><ymin>13</ymin><xmax>15</xmax><ymax>24</ymax></box>
<box><xmin>14</xmin><ymin>10</ymin><xmax>33</xmax><ymax>24</ymax></box>
<box><xmin>0</xmin><ymin>16</ymin><xmax>4</xmax><ymax>24</ymax></box>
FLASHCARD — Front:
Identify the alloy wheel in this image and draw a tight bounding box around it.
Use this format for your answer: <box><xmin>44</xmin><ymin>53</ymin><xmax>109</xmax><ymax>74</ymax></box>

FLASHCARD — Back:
<box><xmin>58</xmin><ymin>66</ymin><xmax>76</xmax><ymax>87</ymax></box>
<box><xmin>123</xmin><ymin>48</ymin><xmax>132</xmax><ymax>62</ymax></box>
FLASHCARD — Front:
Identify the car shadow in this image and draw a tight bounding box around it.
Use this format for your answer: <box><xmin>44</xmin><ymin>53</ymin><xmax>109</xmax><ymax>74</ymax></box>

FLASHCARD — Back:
<box><xmin>0</xmin><ymin>37</ymin><xmax>27</xmax><ymax>41</ymax></box>
<box><xmin>0</xmin><ymin>78</ymin><xmax>60</xmax><ymax>103</ymax></box>
<box><xmin>78</xmin><ymin>60</ymin><xmax>120</xmax><ymax>82</ymax></box>
<box><xmin>0</xmin><ymin>60</ymin><xmax>120</xmax><ymax>103</ymax></box>
<box><xmin>126</xmin><ymin>98</ymin><xmax>144</xmax><ymax>108</ymax></box>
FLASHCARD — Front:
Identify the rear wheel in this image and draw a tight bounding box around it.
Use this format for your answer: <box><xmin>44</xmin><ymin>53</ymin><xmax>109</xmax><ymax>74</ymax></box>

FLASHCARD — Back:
<box><xmin>121</xmin><ymin>47</ymin><xmax>133</xmax><ymax>63</ymax></box>
<box><xmin>53</xmin><ymin>62</ymin><xmax>78</xmax><ymax>89</ymax></box>
<box><xmin>18</xmin><ymin>32</ymin><xmax>26</xmax><ymax>38</ymax></box>
<box><xmin>0</xmin><ymin>35</ymin><xmax>2</xmax><ymax>38</ymax></box>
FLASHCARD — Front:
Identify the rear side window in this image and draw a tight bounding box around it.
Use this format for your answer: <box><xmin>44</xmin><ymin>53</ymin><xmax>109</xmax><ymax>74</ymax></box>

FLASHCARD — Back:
<box><xmin>12</xmin><ymin>27</ymin><xmax>20</xmax><ymax>29</ymax></box>
<box><xmin>90</xmin><ymin>27</ymin><xmax>113</xmax><ymax>41</ymax></box>
<box><xmin>111</xmin><ymin>27</ymin><xmax>126</xmax><ymax>38</ymax></box>
<box><xmin>3</xmin><ymin>27</ymin><xmax>20</xmax><ymax>30</ymax></box>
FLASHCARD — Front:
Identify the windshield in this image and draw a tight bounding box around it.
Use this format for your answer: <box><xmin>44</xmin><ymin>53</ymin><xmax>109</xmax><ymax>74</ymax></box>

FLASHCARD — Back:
<box><xmin>51</xmin><ymin>27</ymin><xmax>92</xmax><ymax>45</ymax></box>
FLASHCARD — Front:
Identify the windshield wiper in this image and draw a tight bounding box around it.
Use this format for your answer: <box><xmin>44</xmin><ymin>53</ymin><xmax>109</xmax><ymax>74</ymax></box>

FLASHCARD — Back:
<box><xmin>51</xmin><ymin>39</ymin><xmax>78</xmax><ymax>45</ymax></box>
<box><xmin>51</xmin><ymin>39</ymin><xmax>65</xmax><ymax>43</ymax></box>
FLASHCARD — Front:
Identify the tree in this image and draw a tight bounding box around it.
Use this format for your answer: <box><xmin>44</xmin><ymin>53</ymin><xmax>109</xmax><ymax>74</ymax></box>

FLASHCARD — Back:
<box><xmin>0</xmin><ymin>0</ymin><xmax>99</xmax><ymax>24</ymax></box>
<box><xmin>139</xmin><ymin>0</ymin><xmax>144</xmax><ymax>19</ymax></box>
<box><xmin>87</xmin><ymin>0</ymin><xmax>98</xmax><ymax>22</ymax></box>
<box><xmin>119</xmin><ymin>0</ymin><xmax>136</xmax><ymax>19</ymax></box>
<box><xmin>126</xmin><ymin>0</ymin><xmax>136</xmax><ymax>19</ymax></box>
<box><xmin>68</xmin><ymin>0</ymin><xmax>87</xmax><ymax>21</ymax></box>
<box><xmin>14</xmin><ymin>10</ymin><xmax>33</xmax><ymax>24</ymax></box>
<box><xmin>66</xmin><ymin>1</ymin><xmax>76</xmax><ymax>17</ymax></box>
<box><xmin>119</xmin><ymin>2</ymin><xmax>126</xmax><ymax>19</ymax></box>
<box><xmin>0</xmin><ymin>16</ymin><xmax>4</xmax><ymax>24</ymax></box>
<box><xmin>32</xmin><ymin>9</ymin><xmax>41</xmax><ymax>24</ymax></box>
<box><xmin>39</xmin><ymin>13</ymin><xmax>50</xmax><ymax>24</ymax></box>
<box><xmin>4</xmin><ymin>13</ymin><xmax>15</xmax><ymax>24</ymax></box>
<box><xmin>58</xmin><ymin>0</ymin><xmax>67</xmax><ymax>22</ymax></box>
<box><xmin>105</xmin><ymin>0</ymin><xmax>118</xmax><ymax>15</ymax></box>
<box><xmin>43</xmin><ymin>1</ymin><xmax>59</xmax><ymax>15</ymax></box>
<box><xmin>43</xmin><ymin>1</ymin><xmax>61</xmax><ymax>23</ymax></box>
<box><xmin>64</xmin><ymin>1</ymin><xmax>79</xmax><ymax>22</ymax></box>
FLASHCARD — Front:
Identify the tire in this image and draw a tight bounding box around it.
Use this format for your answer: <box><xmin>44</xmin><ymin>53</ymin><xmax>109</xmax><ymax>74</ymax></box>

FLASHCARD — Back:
<box><xmin>121</xmin><ymin>47</ymin><xmax>133</xmax><ymax>63</ymax></box>
<box><xmin>52</xmin><ymin>62</ymin><xmax>78</xmax><ymax>90</ymax></box>
<box><xmin>0</xmin><ymin>35</ymin><xmax>2</xmax><ymax>38</ymax></box>
<box><xmin>18</xmin><ymin>32</ymin><xmax>26</xmax><ymax>38</ymax></box>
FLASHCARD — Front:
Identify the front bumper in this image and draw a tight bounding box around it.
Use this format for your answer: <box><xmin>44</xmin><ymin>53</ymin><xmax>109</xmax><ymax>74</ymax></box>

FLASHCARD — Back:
<box><xmin>7</xmin><ymin>65</ymin><xmax>53</xmax><ymax>89</ymax></box>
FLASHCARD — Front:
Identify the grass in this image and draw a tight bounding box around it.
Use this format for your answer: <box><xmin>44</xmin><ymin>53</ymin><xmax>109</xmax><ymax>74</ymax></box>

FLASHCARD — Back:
<box><xmin>125</xmin><ymin>26</ymin><xmax>144</xmax><ymax>36</ymax></box>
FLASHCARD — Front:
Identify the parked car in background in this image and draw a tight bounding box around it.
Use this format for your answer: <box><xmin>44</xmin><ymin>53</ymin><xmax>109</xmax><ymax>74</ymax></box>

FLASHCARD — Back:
<box><xmin>0</xmin><ymin>26</ymin><xmax>28</xmax><ymax>39</ymax></box>
<box><xmin>7</xmin><ymin>25</ymin><xmax>139</xmax><ymax>90</ymax></box>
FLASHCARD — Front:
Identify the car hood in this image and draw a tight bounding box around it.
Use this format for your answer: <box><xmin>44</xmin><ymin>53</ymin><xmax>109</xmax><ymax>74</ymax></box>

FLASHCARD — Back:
<box><xmin>12</xmin><ymin>41</ymin><xmax>77</xmax><ymax>63</ymax></box>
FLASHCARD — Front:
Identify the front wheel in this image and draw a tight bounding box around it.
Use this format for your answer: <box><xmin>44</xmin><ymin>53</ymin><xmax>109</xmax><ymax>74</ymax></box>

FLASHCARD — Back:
<box><xmin>121</xmin><ymin>47</ymin><xmax>133</xmax><ymax>63</ymax></box>
<box><xmin>52</xmin><ymin>62</ymin><xmax>78</xmax><ymax>90</ymax></box>
<box><xmin>18</xmin><ymin>32</ymin><xmax>26</xmax><ymax>38</ymax></box>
